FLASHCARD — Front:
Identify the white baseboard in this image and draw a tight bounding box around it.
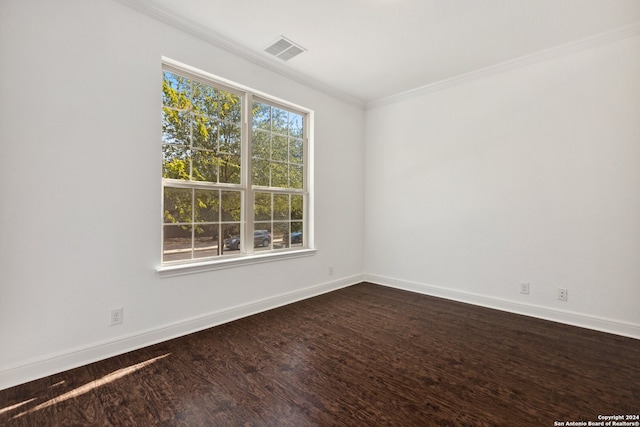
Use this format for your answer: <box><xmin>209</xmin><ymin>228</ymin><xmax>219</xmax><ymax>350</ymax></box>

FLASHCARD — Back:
<box><xmin>0</xmin><ymin>274</ymin><xmax>364</xmax><ymax>391</ymax></box>
<box><xmin>4</xmin><ymin>272</ymin><xmax>636</xmax><ymax>391</ymax></box>
<box><xmin>364</xmin><ymin>274</ymin><xmax>640</xmax><ymax>340</ymax></box>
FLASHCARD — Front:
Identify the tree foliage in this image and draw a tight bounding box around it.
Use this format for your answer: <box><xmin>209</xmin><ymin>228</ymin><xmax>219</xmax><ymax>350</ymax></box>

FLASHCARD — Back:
<box><xmin>161</xmin><ymin>71</ymin><xmax>305</xmax><ymax>256</ymax></box>
<box><xmin>162</xmin><ymin>72</ymin><xmax>241</xmax><ymax>185</ymax></box>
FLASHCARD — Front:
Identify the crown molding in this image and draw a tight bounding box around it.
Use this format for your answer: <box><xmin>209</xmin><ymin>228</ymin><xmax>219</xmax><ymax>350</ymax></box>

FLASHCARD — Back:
<box><xmin>367</xmin><ymin>22</ymin><xmax>640</xmax><ymax>110</ymax></box>
<box><xmin>112</xmin><ymin>0</ymin><xmax>639</xmax><ymax>112</ymax></box>
<box><xmin>111</xmin><ymin>0</ymin><xmax>366</xmax><ymax>108</ymax></box>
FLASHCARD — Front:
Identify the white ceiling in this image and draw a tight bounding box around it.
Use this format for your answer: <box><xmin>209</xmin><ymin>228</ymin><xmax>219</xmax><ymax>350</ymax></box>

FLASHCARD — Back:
<box><xmin>121</xmin><ymin>0</ymin><xmax>640</xmax><ymax>105</ymax></box>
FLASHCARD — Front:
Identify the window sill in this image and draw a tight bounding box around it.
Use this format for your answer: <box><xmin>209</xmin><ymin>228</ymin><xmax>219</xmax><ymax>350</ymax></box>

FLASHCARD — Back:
<box><xmin>156</xmin><ymin>248</ymin><xmax>317</xmax><ymax>277</ymax></box>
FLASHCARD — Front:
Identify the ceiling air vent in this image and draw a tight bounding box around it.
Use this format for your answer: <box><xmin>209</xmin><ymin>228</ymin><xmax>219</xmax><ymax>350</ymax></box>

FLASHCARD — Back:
<box><xmin>264</xmin><ymin>37</ymin><xmax>306</xmax><ymax>61</ymax></box>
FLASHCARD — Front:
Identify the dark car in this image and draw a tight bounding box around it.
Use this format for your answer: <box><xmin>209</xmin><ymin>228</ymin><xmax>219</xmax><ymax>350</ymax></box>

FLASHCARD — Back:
<box><xmin>290</xmin><ymin>231</ymin><xmax>302</xmax><ymax>244</ymax></box>
<box><xmin>225</xmin><ymin>230</ymin><xmax>271</xmax><ymax>250</ymax></box>
<box><xmin>283</xmin><ymin>231</ymin><xmax>303</xmax><ymax>245</ymax></box>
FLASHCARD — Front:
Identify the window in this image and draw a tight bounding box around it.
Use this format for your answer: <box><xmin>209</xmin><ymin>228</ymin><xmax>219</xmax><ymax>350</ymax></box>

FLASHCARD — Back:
<box><xmin>161</xmin><ymin>60</ymin><xmax>311</xmax><ymax>268</ymax></box>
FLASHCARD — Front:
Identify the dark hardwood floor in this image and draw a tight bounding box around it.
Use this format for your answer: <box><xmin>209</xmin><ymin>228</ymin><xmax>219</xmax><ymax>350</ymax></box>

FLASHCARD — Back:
<box><xmin>2</xmin><ymin>282</ymin><xmax>639</xmax><ymax>426</ymax></box>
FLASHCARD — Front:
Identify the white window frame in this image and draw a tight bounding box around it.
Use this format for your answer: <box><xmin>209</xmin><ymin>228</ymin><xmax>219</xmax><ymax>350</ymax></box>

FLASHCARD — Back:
<box><xmin>158</xmin><ymin>58</ymin><xmax>315</xmax><ymax>276</ymax></box>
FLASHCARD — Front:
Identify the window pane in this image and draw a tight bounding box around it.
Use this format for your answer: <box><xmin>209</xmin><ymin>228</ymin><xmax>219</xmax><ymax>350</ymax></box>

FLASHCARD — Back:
<box><xmin>221</xmin><ymin>191</ymin><xmax>241</xmax><ymax>221</ymax></box>
<box><xmin>194</xmin><ymin>224</ymin><xmax>219</xmax><ymax>259</ymax></box>
<box><xmin>192</xmin><ymin>150</ymin><xmax>217</xmax><ymax>182</ymax></box>
<box><xmin>252</xmin><ymin>130</ymin><xmax>270</xmax><ymax>159</ymax></box>
<box><xmin>163</xmin><ymin>224</ymin><xmax>192</xmax><ymax>262</ymax></box>
<box><xmin>272</xmin><ymin>107</ymin><xmax>288</xmax><ymax>134</ymax></box>
<box><xmin>194</xmin><ymin>189</ymin><xmax>219</xmax><ymax>222</ymax></box>
<box><xmin>218</xmin><ymin>91</ymin><xmax>241</xmax><ymax>122</ymax></box>
<box><xmin>290</xmin><ymin>138</ymin><xmax>303</xmax><ymax>164</ymax></box>
<box><xmin>219</xmin><ymin>155</ymin><xmax>241</xmax><ymax>184</ymax></box>
<box><xmin>191</xmin><ymin>82</ymin><xmax>241</xmax><ymax>123</ymax></box>
<box><xmin>271</xmin><ymin>163</ymin><xmax>288</xmax><ymax>188</ymax></box>
<box><xmin>252</xmin><ymin>102</ymin><xmax>271</xmax><ymax>130</ymax></box>
<box><xmin>218</xmin><ymin>122</ymin><xmax>241</xmax><ymax>155</ymax></box>
<box><xmin>290</xmin><ymin>165</ymin><xmax>303</xmax><ymax>189</ymax></box>
<box><xmin>191</xmin><ymin>81</ymin><xmax>217</xmax><ymax>118</ymax></box>
<box><xmin>288</xmin><ymin>113</ymin><xmax>303</xmax><ymax>137</ymax></box>
<box><xmin>252</xmin><ymin>159</ymin><xmax>270</xmax><ymax>187</ymax></box>
<box><xmin>254</xmin><ymin>192</ymin><xmax>271</xmax><ymax>221</ymax></box>
<box><xmin>162</xmin><ymin>72</ymin><xmax>191</xmax><ymax>111</ymax></box>
<box><xmin>164</xmin><ymin>187</ymin><xmax>192</xmax><ymax>223</ymax></box>
<box><xmin>272</xmin><ymin>136</ymin><xmax>287</xmax><ymax>162</ymax></box>
<box><xmin>162</xmin><ymin>146</ymin><xmax>190</xmax><ymax>180</ymax></box>
<box><xmin>223</xmin><ymin>224</ymin><xmax>241</xmax><ymax>251</ymax></box>
<box><xmin>291</xmin><ymin>195</ymin><xmax>303</xmax><ymax>220</ymax></box>
<box><xmin>290</xmin><ymin>222</ymin><xmax>303</xmax><ymax>247</ymax></box>
<box><xmin>273</xmin><ymin>194</ymin><xmax>289</xmax><ymax>221</ymax></box>
<box><xmin>192</xmin><ymin>115</ymin><xmax>217</xmax><ymax>150</ymax></box>
<box><xmin>162</xmin><ymin>108</ymin><xmax>191</xmax><ymax>145</ymax></box>
<box><xmin>273</xmin><ymin>222</ymin><xmax>289</xmax><ymax>249</ymax></box>
<box><xmin>253</xmin><ymin>225</ymin><xmax>272</xmax><ymax>251</ymax></box>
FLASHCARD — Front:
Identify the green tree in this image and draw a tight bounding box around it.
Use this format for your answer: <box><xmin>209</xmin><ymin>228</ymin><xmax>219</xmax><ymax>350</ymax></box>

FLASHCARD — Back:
<box><xmin>162</xmin><ymin>76</ymin><xmax>306</xmax><ymax>257</ymax></box>
<box><xmin>251</xmin><ymin>101</ymin><xmax>304</xmax><ymax>189</ymax></box>
<box><xmin>162</xmin><ymin>72</ymin><xmax>241</xmax><ymax>184</ymax></box>
<box><xmin>162</xmin><ymin>72</ymin><xmax>242</xmax><ymax>247</ymax></box>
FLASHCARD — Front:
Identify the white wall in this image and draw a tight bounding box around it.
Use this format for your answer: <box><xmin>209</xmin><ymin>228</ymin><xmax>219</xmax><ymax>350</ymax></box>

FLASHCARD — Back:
<box><xmin>0</xmin><ymin>0</ymin><xmax>365</xmax><ymax>389</ymax></box>
<box><xmin>365</xmin><ymin>33</ymin><xmax>640</xmax><ymax>338</ymax></box>
<box><xmin>2</xmin><ymin>0</ymin><xmax>638</xmax><ymax>392</ymax></box>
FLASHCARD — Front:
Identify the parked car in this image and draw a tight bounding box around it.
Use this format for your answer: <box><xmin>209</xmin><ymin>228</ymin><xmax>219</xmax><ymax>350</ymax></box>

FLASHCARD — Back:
<box><xmin>253</xmin><ymin>230</ymin><xmax>272</xmax><ymax>247</ymax></box>
<box><xmin>225</xmin><ymin>230</ymin><xmax>271</xmax><ymax>250</ymax></box>
<box><xmin>290</xmin><ymin>231</ymin><xmax>302</xmax><ymax>244</ymax></box>
<box><xmin>283</xmin><ymin>231</ymin><xmax>303</xmax><ymax>245</ymax></box>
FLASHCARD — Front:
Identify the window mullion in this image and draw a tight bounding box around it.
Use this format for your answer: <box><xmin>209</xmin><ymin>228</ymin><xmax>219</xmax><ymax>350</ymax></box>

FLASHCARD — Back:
<box><xmin>191</xmin><ymin>187</ymin><xmax>195</xmax><ymax>259</ymax></box>
<box><xmin>189</xmin><ymin>81</ymin><xmax>194</xmax><ymax>182</ymax></box>
<box><xmin>243</xmin><ymin>92</ymin><xmax>254</xmax><ymax>255</ymax></box>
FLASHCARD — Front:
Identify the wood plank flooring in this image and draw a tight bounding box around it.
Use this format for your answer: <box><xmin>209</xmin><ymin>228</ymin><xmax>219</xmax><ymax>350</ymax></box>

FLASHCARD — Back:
<box><xmin>2</xmin><ymin>282</ymin><xmax>639</xmax><ymax>426</ymax></box>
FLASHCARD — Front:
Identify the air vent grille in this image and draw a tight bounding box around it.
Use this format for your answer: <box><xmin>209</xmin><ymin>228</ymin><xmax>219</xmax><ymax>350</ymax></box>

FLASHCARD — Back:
<box><xmin>264</xmin><ymin>37</ymin><xmax>306</xmax><ymax>61</ymax></box>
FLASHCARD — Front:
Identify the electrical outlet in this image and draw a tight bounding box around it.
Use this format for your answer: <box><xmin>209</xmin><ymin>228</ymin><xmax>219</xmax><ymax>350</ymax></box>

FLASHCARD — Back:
<box><xmin>110</xmin><ymin>308</ymin><xmax>123</xmax><ymax>326</ymax></box>
<box><xmin>520</xmin><ymin>282</ymin><xmax>530</xmax><ymax>295</ymax></box>
<box><xmin>558</xmin><ymin>288</ymin><xmax>568</xmax><ymax>302</ymax></box>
